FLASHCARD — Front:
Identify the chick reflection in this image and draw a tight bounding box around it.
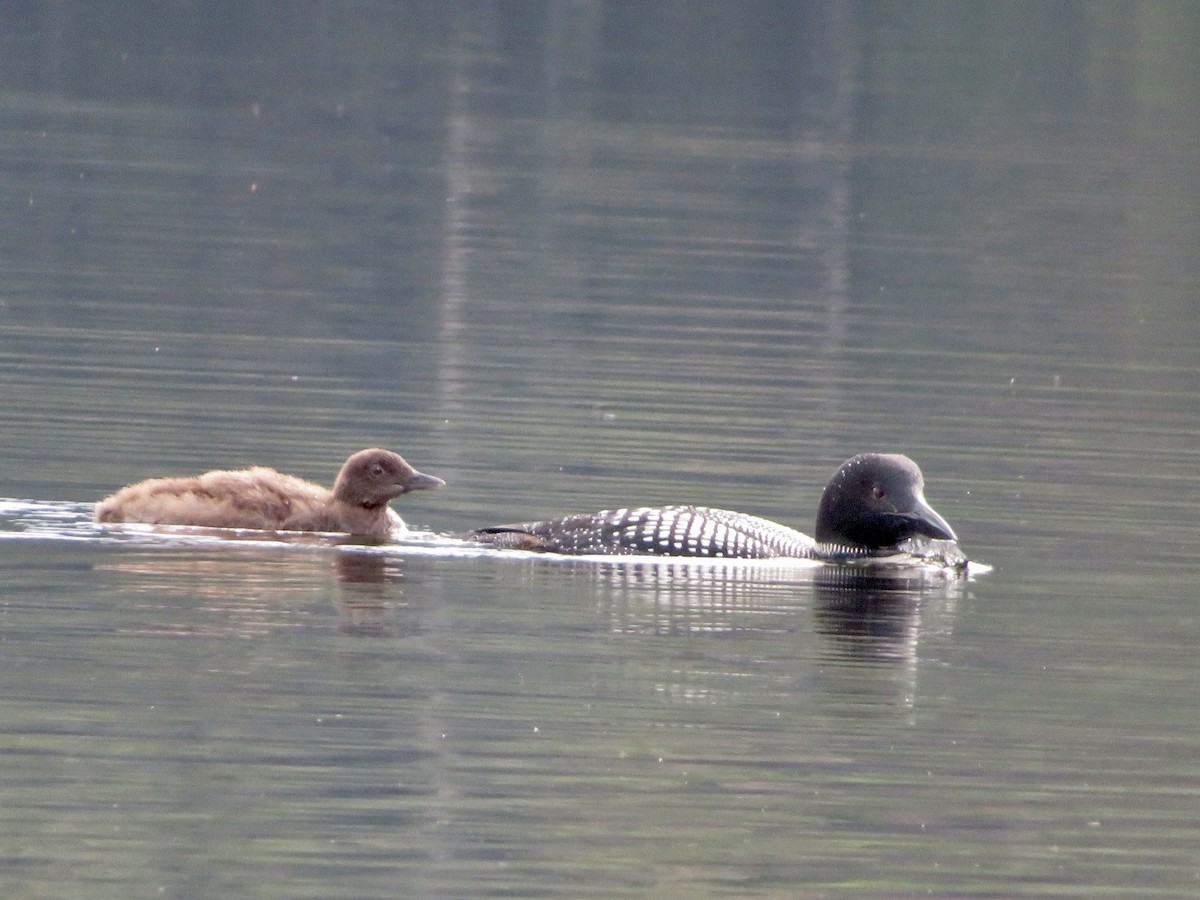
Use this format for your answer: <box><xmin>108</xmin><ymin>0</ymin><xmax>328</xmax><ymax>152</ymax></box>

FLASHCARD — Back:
<box><xmin>334</xmin><ymin>549</ymin><xmax>406</xmax><ymax>585</ymax></box>
<box><xmin>93</xmin><ymin>545</ymin><xmax>413</xmax><ymax>638</ymax></box>
<box><xmin>332</xmin><ymin>550</ymin><xmax>409</xmax><ymax>637</ymax></box>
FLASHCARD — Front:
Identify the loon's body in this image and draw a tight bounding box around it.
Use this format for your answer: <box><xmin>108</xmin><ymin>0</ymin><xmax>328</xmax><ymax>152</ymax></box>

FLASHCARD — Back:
<box><xmin>95</xmin><ymin>448</ymin><xmax>445</xmax><ymax>537</ymax></box>
<box><xmin>467</xmin><ymin>453</ymin><xmax>960</xmax><ymax>562</ymax></box>
<box><xmin>472</xmin><ymin>505</ymin><xmax>817</xmax><ymax>558</ymax></box>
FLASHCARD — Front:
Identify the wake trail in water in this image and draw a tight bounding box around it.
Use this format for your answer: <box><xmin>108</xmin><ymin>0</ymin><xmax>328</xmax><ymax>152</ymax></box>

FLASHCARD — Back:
<box><xmin>0</xmin><ymin>498</ymin><xmax>987</xmax><ymax>580</ymax></box>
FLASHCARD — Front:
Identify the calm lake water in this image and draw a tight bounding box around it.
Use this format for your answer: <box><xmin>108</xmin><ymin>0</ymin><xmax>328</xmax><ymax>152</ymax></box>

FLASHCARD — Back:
<box><xmin>3</xmin><ymin>2</ymin><xmax>1200</xmax><ymax>897</ymax></box>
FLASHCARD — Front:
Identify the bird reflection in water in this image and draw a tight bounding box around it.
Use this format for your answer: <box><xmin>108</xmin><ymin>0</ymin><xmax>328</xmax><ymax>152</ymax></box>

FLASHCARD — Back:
<box><xmin>582</xmin><ymin>560</ymin><xmax>811</xmax><ymax>637</ymax></box>
<box><xmin>332</xmin><ymin>550</ymin><xmax>409</xmax><ymax>637</ymax></box>
<box><xmin>811</xmin><ymin>566</ymin><xmax>960</xmax><ymax>667</ymax></box>
<box><xmin>560</xmin><ymin>555</ymin><xmax>968</xmax><ymax>713</ymax></box>
<box><xmin>567</xmin><ymin>553</ymin><xmax>966</xmax><ymax>645</ymax></box>
<box><xmin>91</xmin><ymin>539</ymin><xmax>414</xmax><ymax>638</ymax></box>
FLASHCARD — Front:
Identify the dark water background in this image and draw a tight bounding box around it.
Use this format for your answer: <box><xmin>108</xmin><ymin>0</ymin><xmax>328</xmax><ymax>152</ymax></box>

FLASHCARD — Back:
<box><xmin>2</xmin><ymin>3</ymin><xmax>1199</xmax><ymax>897</ymax></box>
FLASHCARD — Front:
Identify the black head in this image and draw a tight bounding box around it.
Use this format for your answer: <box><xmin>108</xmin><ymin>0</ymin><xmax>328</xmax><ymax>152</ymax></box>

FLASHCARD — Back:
<box><xmin>814</xmin><ymin>453</ymin><xmax>957</xmax><ymax>550</ymax></box>
<box><xmin>333</xmin><ymin>448</ymin><xmax>445</xmax><ymax>508</ymax></box>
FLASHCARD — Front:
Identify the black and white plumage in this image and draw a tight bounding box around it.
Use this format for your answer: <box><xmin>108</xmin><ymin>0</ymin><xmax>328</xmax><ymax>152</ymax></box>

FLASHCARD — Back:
<box><xmin>466</xmin><ymin>453</ymin><xmax>961</xmax><ymax>562</ymax></box>
<box><xmin>471</xmin><ymin>506</ymin><xmax>816</xmax><ymax>558</ymax></box>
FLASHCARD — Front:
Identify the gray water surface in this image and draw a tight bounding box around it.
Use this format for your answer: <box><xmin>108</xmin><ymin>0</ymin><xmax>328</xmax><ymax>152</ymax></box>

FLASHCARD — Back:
<box><xmin>3</xmin><ymin>3</ymin><xmax>1200</xmax><ymax>897</ymax></box>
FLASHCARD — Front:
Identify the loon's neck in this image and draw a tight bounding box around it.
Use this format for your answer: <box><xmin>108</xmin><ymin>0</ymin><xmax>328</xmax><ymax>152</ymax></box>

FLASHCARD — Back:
<box><xmin>813</xmin><ymin>542</ymin><xmax>881</xmax><ymax>562</ymax></box>
<box><xmin>814</xmin><ymin>538</ymin><xmax>968</xmax><ymax>572</ymax></box>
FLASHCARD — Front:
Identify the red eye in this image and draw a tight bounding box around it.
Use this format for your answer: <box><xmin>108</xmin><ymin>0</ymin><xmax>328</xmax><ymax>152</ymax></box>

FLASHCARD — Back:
<box><xmin>871</xmin><ymin>486</ymin><xmax>886</xmax><ymax>500</ymax></box>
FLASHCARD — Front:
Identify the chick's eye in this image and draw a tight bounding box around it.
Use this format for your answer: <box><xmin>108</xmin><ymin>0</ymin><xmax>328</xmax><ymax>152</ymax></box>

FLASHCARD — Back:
<box><xmin>871</xmin><ymin>486</ymin><xmax>887</xmax><ymax>500</ymax></box>
<box><xmin>371</xmin><ymin>463</ymin><xmax>386</xmax><ymax>477</ymax></box>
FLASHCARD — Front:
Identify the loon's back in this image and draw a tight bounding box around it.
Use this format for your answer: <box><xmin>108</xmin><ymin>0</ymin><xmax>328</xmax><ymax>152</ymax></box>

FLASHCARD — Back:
<box><xmin>470</xmin><ymin>505</ymin><xmax>816</xmax><ymax>559</ymax></box>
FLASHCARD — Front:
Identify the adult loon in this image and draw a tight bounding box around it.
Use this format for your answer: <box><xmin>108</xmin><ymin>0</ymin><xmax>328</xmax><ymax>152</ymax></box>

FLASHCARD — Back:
<box><xmin>466</xmin><ymin>453</ymin><xmax>959</xmax><ymax>561</ymax></box>
<box><xmin>95</xmin><ymin>448</ymin><xmax>445</xmax><ymax>537</ymax></box>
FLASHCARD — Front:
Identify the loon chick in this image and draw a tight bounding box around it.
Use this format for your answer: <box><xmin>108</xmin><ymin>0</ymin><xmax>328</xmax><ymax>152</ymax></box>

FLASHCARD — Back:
<box><xmin>95</xmin><ymin>448</ymin><xmax>444</xmax><ymax>537</ymax></box>
<box><xmin>466</xmin><ymin>453</ymin><xmax>957</xmax><ymax>560</ymax></box>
